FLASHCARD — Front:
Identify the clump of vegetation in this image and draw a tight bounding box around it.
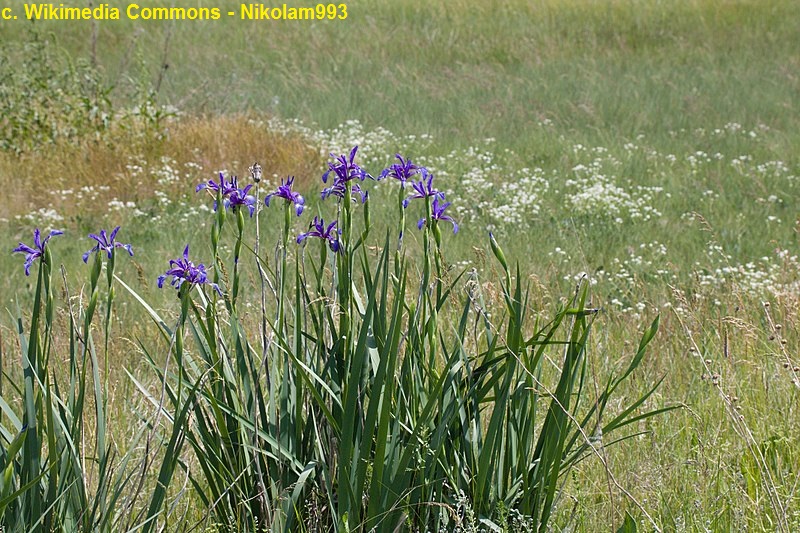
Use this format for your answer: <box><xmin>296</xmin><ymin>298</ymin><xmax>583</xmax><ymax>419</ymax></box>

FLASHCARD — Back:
<box><xmin>1</xmin><ymin>148</ymin><xmax>667</xmax><ymax>531</ymax></box>
<box><xmin>0</xmin><ymin>30</ymin><xmax>112</xmax><ymax>154</ymax></box>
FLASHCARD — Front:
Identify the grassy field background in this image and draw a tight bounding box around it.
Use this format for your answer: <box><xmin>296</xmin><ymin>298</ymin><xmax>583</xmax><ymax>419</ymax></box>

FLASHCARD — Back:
<box><xmin>2</xmin><ymin>0</ymin><xmax>800</xmax><ymax>530</ymax></box>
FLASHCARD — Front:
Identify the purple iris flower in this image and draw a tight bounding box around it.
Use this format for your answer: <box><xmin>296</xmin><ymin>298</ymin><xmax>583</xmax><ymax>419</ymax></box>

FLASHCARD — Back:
<box><xmin>13</xmin><ymin>228</ymin><xmax>63</xmax><ymax>276</ymax></box>
<box><xmin>196</xmin><ymin>173</ymin><xmax>242</xmax><ymax>212</ymax></box>
<box><xmin>157</xmin><ymin>245</ymin><xmax>221</xmax><ymax>294</ymax></box>
<box><xmin>297</xmin><ymin>216</ymin><xmax>341</xmax><ymax>253</ymax></box>
<box><xmin>380</xmin><ymin>154</ymin><xmax>422</xmax><ymax>186</ymax></box>
<box><xmin>225</xmin><ymin>184</ymin><xmax>257</xmax><ymax>216</ymax></box>
<box><xmin>418</xmin><ymin>197</ymin><xmax>459</xmax><ymax>234</ymax></box>
<box><xmin>403</xmin><ymin>168</ymin><xmax>444</xmax><ymax>208</ymax></box>
<box><xmin>322</xmin><ymin>146</ymin><xmax>373</xmax><ymax>184</ymax></box>
<box><xmin>321</xmin><ymin>181</ymin><xmax>369</xmax><ymax>204</ymax></box>
<box><xmin>196</xmin><ymin>173</ymin><xmax>239</xmax><ymax>196</ymax></box>
<box><xmin>82</xmin><ymin>226</ymin><xmax>134</xmax><ymax>263</ymax></box>
<box><xmin>264</xmin><ymin>176</ymin><xmax>305</xmax><ymax>216</ymax></box>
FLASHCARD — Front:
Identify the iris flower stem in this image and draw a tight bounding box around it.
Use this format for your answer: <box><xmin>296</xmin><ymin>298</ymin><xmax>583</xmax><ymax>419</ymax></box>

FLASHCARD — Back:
<box><xmin>175</xmin><ymin>286</ymin><xmax>191</xmax><ymax>407</ymax></box>
<box><xmin>253</xmin><ymin>182</ymin><xmax>272</xmax><ymax>392</ymax></box>
<box><xmin>100</xmin><ymin>262</ymin><xmax>114</xmax><ymax>503</ymax></box>
<box><xmin>338</xmin><ymin>184</ymin><xmax>353</xmax><ymax>367</ymax></box>
<box><xmin>211</xmin><ymin>188</ymin><xmax>226</xmax><ymax>287</ymax></box>
<box><xmin>395</xmin><ymin>185</ymin><xmax>406</xmax><ymax>278</ymax></box>
<box><xmin>103</xmin><ymin>251</ymin><xmax>116</xmax><ymax>394</ymax></box>
<box><xmin>422</xmin><ymin>197</ymin><xmax>437</xmax><ymax>374</ymax></box>
<box><xmin>232</xmin><ymin>208</ymin><xmax>245</xmax><ymax>309</ymax></box>
<box><xmin>361</xmin><ymin>193</ymin><xmax>371</xmax><ymax>246</ymax></box>
<box><xmin>432</xmin><ymin>221</ymin><xmax>444</xmax><ymax>303</ymax></box>
<box><xmin>317</xmin><ymin>236</ymin><xmax>328</xmax><ymax>297</ymax></box>
<box><xmin>253</xmin><ymin>187</ymin><xmax>276</xmax><ymax>502</ymax></box>
<box><xmin>270</xmin><ymin>202</ymin><xmax>292</xmax><ymax>484</ymax></box>
<box><xmin>277</xmin><ymin>203</ymin><xmax>291</xmax><ymax>335</ymax></box>
<box><xmin>334</xmin><ymin>175</ymin><xmax>355</xmax><ymax>520</ymax></box>
<box><xmin>21</xmin><ymin>251</ymin><xmax>48</xmax><ymax>496</ymax></box>
<box><xmin>422</xmin><ymin>197</ymin><xmax>432</xmax><ymax>289</ymax></box>
<box><xmin>83</xmin><ymin>251</ymin><xmax>106</xmax><ymax>466</ymax></box>
<box><xmin>43</xmin><ymin>248</ymin><xmax>55</xmax><ymax>345</ymax></box>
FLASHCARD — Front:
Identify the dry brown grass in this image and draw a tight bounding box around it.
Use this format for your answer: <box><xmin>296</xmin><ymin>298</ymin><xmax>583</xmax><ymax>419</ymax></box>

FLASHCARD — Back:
<box><xmin>0</xmin><ymin>113</ymin><xmax>321</xmax><ymax>220</ymax></box>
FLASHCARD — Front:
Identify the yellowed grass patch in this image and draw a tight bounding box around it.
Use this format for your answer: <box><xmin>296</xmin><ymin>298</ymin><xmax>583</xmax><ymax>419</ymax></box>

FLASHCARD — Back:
<box><xmin>0</xmin><ymin>113</ymin><xmax>321</xmax><ymax>220</ymax></box>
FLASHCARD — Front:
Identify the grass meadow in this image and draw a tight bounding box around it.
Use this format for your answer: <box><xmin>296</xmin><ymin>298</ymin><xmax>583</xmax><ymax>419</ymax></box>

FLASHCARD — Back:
<box><xmin>1</xmin><ymin>0</ymin><xmax>800</xmax><ymax>530</ymax></box>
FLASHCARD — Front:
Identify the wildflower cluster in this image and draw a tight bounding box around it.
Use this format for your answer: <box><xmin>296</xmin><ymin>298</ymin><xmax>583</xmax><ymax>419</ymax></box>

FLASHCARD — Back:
<box><xmin>294</xmin><ymin>147</ymin><xmax>458</xmax><ymax>247</ymax></box>
<box><xmin>14</xmin><ymin>226</ymin><xmax>135</xmax><ymax>276</ymax></box>
<box><xmin>565</xmin><ymin>154</ymin><xmax>663</xmax><ymax>223</ymax></box>
<box><xmin>12</xmin><ymin>147</ymin><xmax>460</xmax><ymax>297</ymax></box>
<box><xmin>694</xmin><ymin>244</ymin><xmax>800</xmax><ymax>300</ymax></box>
<box><xmin>9</xmin><ymin>223</ymin><xmax>226</xmax><ymax>299</ymax></box>
<box><xmin>263</xmin><ymin>118</ymin><xmax>431</xmax><ymax>168</ymax></box>
<box><xmin>407</xmin><ymin>142</ymin><xmax>553</xmax><ymax>229</ymax></box>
